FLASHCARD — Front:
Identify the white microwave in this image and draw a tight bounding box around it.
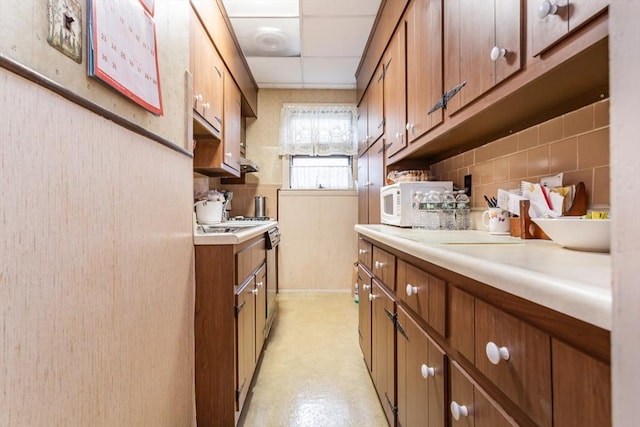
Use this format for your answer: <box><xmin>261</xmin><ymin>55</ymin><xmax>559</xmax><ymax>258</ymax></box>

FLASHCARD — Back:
<box><xmin>380</xmin><ymin>181</ymin><xmax>453</xmax><ymax>227</ymax></box>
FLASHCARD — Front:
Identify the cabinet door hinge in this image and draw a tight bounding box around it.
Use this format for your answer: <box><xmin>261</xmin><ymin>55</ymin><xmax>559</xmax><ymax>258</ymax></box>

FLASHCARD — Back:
<box><xmin>235</xmin><ymin>301</ymin><xmax>246</xmax><ymax>317</ymax></box>
<box><xmin>428</xmin><ymin>80</ymin><xmax>467</xmax><ymax>114</ymax></box>
<box><xmin>395</xmin><ymin>318</ymin><xmax>409</xmax><ymax>341</ymax></box>
<box><xmin>384</xmin><ymin>391</ymin><xmax>398</xmax><ymax>415</ymax></box>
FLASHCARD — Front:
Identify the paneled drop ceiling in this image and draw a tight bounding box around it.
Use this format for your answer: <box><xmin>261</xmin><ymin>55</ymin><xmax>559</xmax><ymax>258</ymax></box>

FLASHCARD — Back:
<box><xmin>221</xmin><ymin>0</ymin><xmax>382</xmax><ymax>89</ymax></box>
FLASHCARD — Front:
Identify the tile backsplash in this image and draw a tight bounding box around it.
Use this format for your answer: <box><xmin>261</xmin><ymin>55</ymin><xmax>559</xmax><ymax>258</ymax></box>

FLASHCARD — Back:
<box><xmin>430</xmin><ymin>99</ymin><xmax>610</xmax><ymax>209</ymax></box>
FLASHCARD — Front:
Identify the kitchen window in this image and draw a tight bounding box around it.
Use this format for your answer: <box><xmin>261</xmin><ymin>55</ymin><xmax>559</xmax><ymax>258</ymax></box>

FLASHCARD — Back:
<box><xmin>279</xmin><ymin>103</ymin><xmax>357</xmax><ymax>189</ymax></box>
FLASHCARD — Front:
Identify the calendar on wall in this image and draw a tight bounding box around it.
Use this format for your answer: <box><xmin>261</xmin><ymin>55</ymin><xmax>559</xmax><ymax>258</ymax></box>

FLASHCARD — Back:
<box><xmin>88</xmin><ymin>0</ymin><xmax>163</xmax><ymax>115</ymax></box>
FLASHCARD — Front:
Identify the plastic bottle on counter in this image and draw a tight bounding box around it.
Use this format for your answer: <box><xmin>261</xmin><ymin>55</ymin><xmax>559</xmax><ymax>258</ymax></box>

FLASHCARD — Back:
<box><xmin>455</xmin><ymin>190</ymin><xmax>471</xmax><ymax>230</ymax></box>
<box><xmin>412</xmin><ymin>191</ymin><xmax>424</xmax><ymax>230</ymax></box>
<box><xmin>424</xmin><ymin>190</ymin><xmax>442</xmax><ymax>231</ymax></box>
<box><xmin>441</xmin><ymin>190</ymin><xmax>457</xmax><ymax>230</ymax></box>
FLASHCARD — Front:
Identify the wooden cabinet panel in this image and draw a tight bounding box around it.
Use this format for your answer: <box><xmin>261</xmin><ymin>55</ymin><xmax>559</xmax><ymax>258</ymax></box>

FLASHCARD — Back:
<box><xmin>449</xmin><ymin>285</ymin><xmax>475</xmax><ymax>361</ymax></box>
<box><xmin>358</xmin><ymin>238</ymin><xmax>373</xmax><ymax>271</ymax></box>
<box><xmin>236</xmin><ymin>237</ymin><xmax>266</xmax><ymax>286</ymax></box>
<box><xmin>383</xmin><ymin>23</ymin><xmax>407</xmax><ymax>158</ymax></box>
<box><xmin>235</xmin><ymin>277</ymin><xmax>256</xmax><ymax>412</ymax></box>
<box><xmin>358</xmin><ymin>266</ymin><xmax>373</xmax><ymax>372</ymax></box>
<box><xmin>372</xmin><ymin>246</ymin><xmax>396</xmax><ymax>291</ymax></box>
<box><xmin>530</xmin><ymin>0</ymin><xmax>608</xmax><ymax>55</ymax></box>
<box><xmin>445</xmin><ymin>0</ymin><xmax>522</xmax><ymax>114</ymax></box>
<box><xmin>223</xmin><ymin>76</ymin><xmax>241</xmax><ymax>175</ymax></box>
<box><xmin>357</xmin><ymin>94</ymin><xmax>369</xmax><ymax>154</ymax></box>
<box><xmin>552</xmin><ymin>338</ymin><xmax>611</xmax><ymax>427</ymax></box>
<box><xmin>475</xmin><ymin>299</ymin><xmax>552</xmax><ymax>427</ymax></box>
<box><xmin>368</xmin><ymin>63</ymin><xmax>385</xmax><ymax>144</ymax></box>
<box><xmin>254</xmin><ymin>264</ymin><xmax>267</xmax><ymax>357</ymax></box>
<box><xmin>405</xmin><ymin>0</ymin><xmax>443</xmax><ymax>143</ymax></box>
<box><xmin>397</xmin><ymin>306</ymin><xmax>446</xmax><ymax>427</ymax></box>
<box><xmin>450</xmin><ymin>361</ymin><xmax>517</xmax><ymax>427</ymax></box>
<box><xmin>371</xmin><ymin>280</ymin><xmax>396</xmax><ymax>426</ymax></box>
<box><xmin>357</xmin><ymin>137</ymin><xmax>384</xmax><ymax>225</ymax></box>
<box><xmin>397</xmin><ymin>259</ymin><xmax>446</xmax><ymax>336</ymax></box>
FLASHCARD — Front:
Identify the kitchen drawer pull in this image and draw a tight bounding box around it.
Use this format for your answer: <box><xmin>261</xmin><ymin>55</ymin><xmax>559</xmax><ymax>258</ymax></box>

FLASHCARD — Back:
<box><xmin>421</xmin><ymin>364</ymin><xmax>435</xmax><ymax>378</ymax></box>
<box><xmin>486</xmin><ymin>341</ymin><xmax>510</xmax><ymax>364</ymax></box>
<box><xmin>374</xmin><ymin>261</ymin><xmax>384</xmax><ymax>269</ymax></box>
<box><xmin>538</xmin><ymin>0</ymin><xmax>559</xmax><ymax>19</ymax></box>
<box><xmin>406</xmin><ymin>284</ymin><xmax>418</xmax><ymax>296</ymax></box>
<box><xmin>450</xmin><ymin>401</ymin><xmax>469</xmax><ymax>420</ymax></box>
<box><xmin>490</xmin><ymin>46</ymin><xmax>507</xmax><ymax>61</ymax></box>
<box><xmin>362</xmin><ymin>284</ymin><xmax>371</xmax><ymax>291</ymax></box>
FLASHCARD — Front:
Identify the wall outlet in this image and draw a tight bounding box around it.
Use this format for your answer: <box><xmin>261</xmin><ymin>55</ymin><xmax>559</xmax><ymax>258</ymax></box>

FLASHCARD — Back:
<box><xmin>47</xmin><ymin>0</ymin><xmax>82</xmax><ymax>63</ymax></box>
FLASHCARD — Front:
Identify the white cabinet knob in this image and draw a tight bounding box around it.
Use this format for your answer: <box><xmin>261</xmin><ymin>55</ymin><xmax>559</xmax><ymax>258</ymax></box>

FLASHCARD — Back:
<box><xmin>225</xmin><ymin>152</ymin><xmax>232</xmax><ymax>157</ymax></box>
<box><xmin>421</xmin><ymin>364</ymin><xmax>435</xmax><ymax>378</ymax></box>
<box><xmin>538</xmin><ymin>0</ymin><xmax>559</xmax><ymax>19</ymax></box>
<box><xmin>405</xmin><ymin>123</ymin><xmax>415</xmax><ymax>131</ymax></box>
<box><xmin>359</xmin><ymin>248</ymin><xmax>368</xmax><ymax>255</ymax></box>
<box><xmin>450</xmin><ymin>401</ymin><xmax>469</xmax><ymax>420</ymax></box>
<box><xmin>374</xmin><ymin>261</ymin><xmax>384</xmax><ymax>269</ymax></box>
<box><xmin>202</xmin><ymin>102</ymin><xmax>210</xmax><ymax>110</ymax></box>
<box><xmin>362</xmin><ymin>284</ymin><xmax>371</xmax><ymax>291</ymax></box>
<box><xmin>257</xmin><ymin>281</ymin><xmax>264</xmax><ymax>288</ymax></box>
<box><xmin>485</xmin><ymin>341</ymin><xmax>510</xmax><ymax>364</ymax></box>
<box><xmin>406</xmin><ymin>284</ymin><xmax>418</xmax><ymax>296</ymax></box>
<box><xmin>490</xmin><ymin>46</ymin><xmax>507</xmax><ymax>61</ymax></box>
<box><xmin>251</xmin><ymin>288</ymin><xmax>259</xmax><ymax>295</ymax></box>
<box><xmin>194</xmin><ymin>94</ymin><xmax>203</xmax><ymax>102</ymax></box>
<box><xmin>369</xmin><ymin>293</ymin><xmax>377</xmax><ymax>301</ymax></box>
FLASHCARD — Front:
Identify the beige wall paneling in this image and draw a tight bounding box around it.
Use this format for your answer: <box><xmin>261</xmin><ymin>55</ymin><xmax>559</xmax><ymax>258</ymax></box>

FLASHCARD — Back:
<box><xmin>0</xmin><ymin>1</ymin><xmax>190</xmax><ymax>150</ymax></box>
<box><xmin>0</xmin><ymin>68</ymin><xmax>195</xmax><ymax>426</ymax></box>
<box><xmin>611</xmin><ymin>1</ymin><xmax>640</xmax><ymax>426</ymax></box>
<box><xmin>278</xmin><ymin>190</ymin><xmax>358</xmax><ymax>292</ymax></box>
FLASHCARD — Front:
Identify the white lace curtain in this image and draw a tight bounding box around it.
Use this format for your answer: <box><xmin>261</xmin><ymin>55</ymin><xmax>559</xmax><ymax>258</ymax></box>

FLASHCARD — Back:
<box><xmin>279</xmin><ymin>104</ymin><xmax>358</xmax><ymax>156</ymax></box>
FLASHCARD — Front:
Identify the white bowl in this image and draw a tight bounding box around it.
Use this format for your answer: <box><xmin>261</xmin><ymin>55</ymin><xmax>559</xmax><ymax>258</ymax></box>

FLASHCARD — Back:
<box><xmin>531</xmin><ymin>217</ymin><xmax>610</xmax><ymax>252</ymax></box>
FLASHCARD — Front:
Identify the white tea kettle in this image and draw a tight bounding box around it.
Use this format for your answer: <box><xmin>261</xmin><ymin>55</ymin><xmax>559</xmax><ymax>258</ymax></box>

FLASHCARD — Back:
<box><xmin>194</xmin><ymin>200</ymin><xmax>224</xmax><ymax>224</ymax></box>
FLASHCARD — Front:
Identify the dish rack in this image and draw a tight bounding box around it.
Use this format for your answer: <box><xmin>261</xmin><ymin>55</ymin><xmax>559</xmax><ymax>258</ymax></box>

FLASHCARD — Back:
<box><xmin>511</xmin><ymin>181</ymin><xmax>587</xmax><ymax>239</ymax></box>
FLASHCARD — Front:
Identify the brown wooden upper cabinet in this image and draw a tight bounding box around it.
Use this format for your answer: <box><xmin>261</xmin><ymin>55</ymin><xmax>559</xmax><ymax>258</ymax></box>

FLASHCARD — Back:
<box><xmin>223</xmin><ymin>76</ymin><xmax>241</xmax><ymax>175</ymax></box>
<box><xmin>529</xmin><ymin>0</ymin><xmax>609</xmax><ymax>56</ymax></box>
<box><xmin>444</xmin><ymin>0</ymin><xmax>522</xmax><ymax>115</ymax></box>
<box><xmin>359</xmin><ymin>63</ymin><xmax>385</xmax><ymax>152</ymax></box>
<box><xmin>382</xmin><ymin>22</ymin><xmax>406</xmax><ymax>158</ymax></box>
<box><xmin>406</xmin><ymin>0</ymin><xmax>444</xmax><ymax>144</ymax></box>
<box><xmin>191</xmin><ymin>8</ymin><xmax>224</xmax><ymax>137</ymax></box>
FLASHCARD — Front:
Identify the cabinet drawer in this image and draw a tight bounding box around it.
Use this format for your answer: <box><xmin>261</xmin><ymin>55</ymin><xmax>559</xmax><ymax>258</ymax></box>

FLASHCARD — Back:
<box><xmin>552</xmin><ymin>338</ymin><xmax>611</xmax><ymax>427</ymax></box>
<box><xmin>237</xmin><ymin>237</ymin><xmax>265</xmax><ymax>286</ymax></box>
<box><xmin>372</xmin><ymin>246</ymin><xmax>395</xmax><ymax>291</ymax></box>
<box><xmin>449</xmin><ymin>361</ymin><xmax>517</xmax><ymax>427</ymax></box>
<box><xmin>449</xmin><ymin>285</ymin><xmax>475</xmax><ymax>361</ymax></box>
<box><xmin>397</xmin><ymin>260</ymin><xmax>446</xmax><ymax>336</ymax></box>
<box><xmin>358</xmin><ymin>238</ymin><xmax>373</xmax><ymax>271</ymax></box>
<box><xmin>475</xmin><ymin>300</ymin><xmax>552</xmax><ymax>427</ymax></box>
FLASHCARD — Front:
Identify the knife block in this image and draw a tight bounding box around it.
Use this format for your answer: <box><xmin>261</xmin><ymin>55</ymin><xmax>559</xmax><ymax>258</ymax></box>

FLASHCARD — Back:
<box><xmin>513</xmin><ymin>181</ymin><xmax>587</xmax><ymax>240</ymax></box>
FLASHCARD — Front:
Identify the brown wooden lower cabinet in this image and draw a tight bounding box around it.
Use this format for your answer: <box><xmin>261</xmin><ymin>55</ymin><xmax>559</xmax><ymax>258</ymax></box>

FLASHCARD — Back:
<box><xmin>450</xmin><ymin>360</ymin><xmax>518</xmax><ymax>427</ymax></box>
<box><xmin>358</xmin><ymin>266</ymin><xmax>373</xmax><ymax>372</ymax></box>
<box><xmin>371</xmin><ymin>279</ymin><xmax>396</xmax><ymax>425</ymax></box>
<box><xmin>235</xmin><ymin>276</ymin><xmax>256</xmax><ymax>412</ymax></box>
<box><xmin>552</xmin><ymin>338</ymin><xmax>611</xmax><ymax>427</ymax></box>
<box><xmin>396</xmin><ymin>306</ymin><xmax>445</xmax><ymax>427</ymax></box>
<box><xmin>357</xmin><ymin>235</ymin><xmax>612</xmax><ymax>427</ymax></box>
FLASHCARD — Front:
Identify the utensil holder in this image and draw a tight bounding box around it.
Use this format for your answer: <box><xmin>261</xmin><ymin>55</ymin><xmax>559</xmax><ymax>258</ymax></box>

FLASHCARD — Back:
<box><xmin>514</xmin><ymin>181</ymin><xmax>587</xmax><ymax>239</ymax></box>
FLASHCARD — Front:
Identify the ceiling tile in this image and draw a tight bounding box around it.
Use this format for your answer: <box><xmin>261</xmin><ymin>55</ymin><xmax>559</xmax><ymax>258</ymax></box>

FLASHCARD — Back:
<box><xmin>231</xmin><ymin>17</ymin><xmax>300</xmax><ymax>57</ymax></box>
<box><xmin>302</xmin><ymin>0</ymin><xmax>381</xmax><ymax>16</ymax></box>
<box><xmin>302</xmin><ymin>57</ymin><xmax>360</xmax><ymax>85</ymax></box>
<box><xmin>302</xmin><ymin>16</ymin><xmax>374</xmax><ymax>57</ymax></box>
<box><xmin>247</xmin><ymin>57</ymin><xmax>303</xmax><ymax>86</ymax></box>
<box><xmin>222</xmin><ymin>0</ymin><xmax>299</xmax><ymax>17</ymax></box>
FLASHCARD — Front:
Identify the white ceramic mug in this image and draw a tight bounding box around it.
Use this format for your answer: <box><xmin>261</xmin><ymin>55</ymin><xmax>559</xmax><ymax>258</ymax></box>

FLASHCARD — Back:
<box><xmin>482</xmin><ymin>207</ymin><xmax>510</xmax><ymax>234</ymax></box>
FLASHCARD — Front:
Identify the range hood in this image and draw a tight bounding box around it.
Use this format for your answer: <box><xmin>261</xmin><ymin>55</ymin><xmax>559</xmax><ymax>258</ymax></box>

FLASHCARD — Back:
<box><xmin>239</xmin><ymin>158</ymin><xmax>260</xmax><ymax>173</ymax></box>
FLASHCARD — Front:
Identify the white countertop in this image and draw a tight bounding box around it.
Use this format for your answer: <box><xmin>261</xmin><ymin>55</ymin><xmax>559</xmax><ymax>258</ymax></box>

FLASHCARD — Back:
<box><xmin>193</xmin><ymin>221</ymin><xmax>278</xmax><ymax>245</ymax></box>
<box><xmin>355</xmin><ymin>224</ymin><xmax>611</xmax><ymax>330</ymax></box>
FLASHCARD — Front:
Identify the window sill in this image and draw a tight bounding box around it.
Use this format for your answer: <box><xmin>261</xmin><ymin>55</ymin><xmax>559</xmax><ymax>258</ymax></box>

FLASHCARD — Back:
<box><xmin>279</xmin><ymin>189</ymin><xmax>357</xmax><ymax>197</ymax></box>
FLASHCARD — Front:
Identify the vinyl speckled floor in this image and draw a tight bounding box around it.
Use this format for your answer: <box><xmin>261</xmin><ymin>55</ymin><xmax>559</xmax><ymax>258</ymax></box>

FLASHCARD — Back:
<box><xmin>239</xmin><ymin>293</ymin><xmax>388</xmax><ymax>427</ymax></box>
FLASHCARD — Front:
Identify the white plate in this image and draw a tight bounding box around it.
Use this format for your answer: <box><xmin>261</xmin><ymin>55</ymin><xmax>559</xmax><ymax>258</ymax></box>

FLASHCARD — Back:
<box><xmin>531</xmin><ymin>217</ymin><xmax>610</xmax><ymax>252</ymax></box>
